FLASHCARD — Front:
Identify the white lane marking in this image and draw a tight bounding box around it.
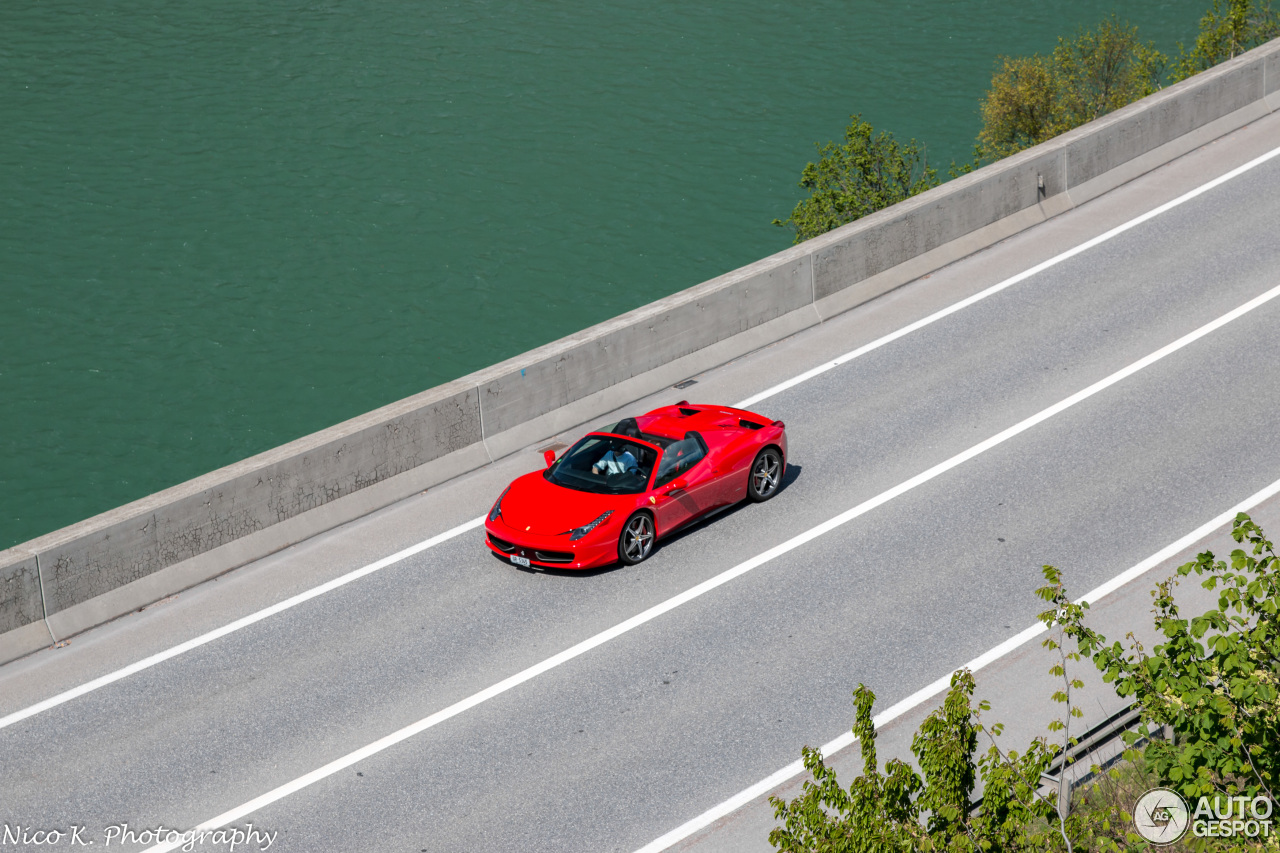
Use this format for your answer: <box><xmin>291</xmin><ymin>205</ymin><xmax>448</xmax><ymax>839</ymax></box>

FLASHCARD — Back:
<box><xmin>736</xmin><ymin>142</ymin><xmax>1280</xmax><ymax>409</ymax></box>
<box><xmin>5</xmin><ymin>141</ymin><xmax>1278</xmax><ymax>733</ymax></box>
<box><xmin>633</xmin><ymin>474</ymin><xmax>1280</xmax><ymax>853</ymax></box>
<box><xmin>141</xmin><ymin>281</ymin><xmax>1280</xmax><ymax>852</ymax></box>
<box><xmin>0</xmin><ymin>517</ymin><xmax>485</xmax><ymax>732</ymax></box>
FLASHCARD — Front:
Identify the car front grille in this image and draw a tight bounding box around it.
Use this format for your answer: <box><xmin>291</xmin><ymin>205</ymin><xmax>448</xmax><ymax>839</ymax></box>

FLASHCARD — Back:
<box><xmin>488</xmin><ymin>534</ymin><xmax>516</xmax><ymax>553</ymax></box>
<box><xmin>491</xmin><ymin>534</ymin><xmax>574</xmax><ymax>565</ymax></box>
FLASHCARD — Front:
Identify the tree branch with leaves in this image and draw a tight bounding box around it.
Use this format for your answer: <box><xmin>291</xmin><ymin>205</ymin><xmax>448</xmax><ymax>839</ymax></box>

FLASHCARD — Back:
<box><xmin>1047</xmin><ymin>513</ymin><xmax>1279</xmax><ymax>804</ymax></box>
<box><xmin>772</xmin><ymin>115</ymin><xmax>939</xmax><ymax>245</ymax></box>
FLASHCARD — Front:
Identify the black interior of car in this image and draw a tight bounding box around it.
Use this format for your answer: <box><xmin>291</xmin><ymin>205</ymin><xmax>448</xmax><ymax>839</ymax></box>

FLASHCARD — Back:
<box><xmin>653</xmin><ymin>431</ymin><xmax>707</xmax><ymax>488</ymax></box>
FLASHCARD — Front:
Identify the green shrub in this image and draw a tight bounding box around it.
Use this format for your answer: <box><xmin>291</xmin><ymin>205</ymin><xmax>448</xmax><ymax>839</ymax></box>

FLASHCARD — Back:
<box><xmin>1171</xmin><ymin>0</ymin><xmax>1280</xmax><ymax>82</ymax></box>
<box><xmin>976</xmin><ymin>16</ymin><xmax>1165</xmax><ymax>162</ymax></box>
<box><xmin>768</xmin><ymin>670</ymin><xmax>1062</xmax><ymax>852</ymax></box>
<box><xmin>772</xmin><ymin>115</ymin><xmax>939</xmax><ymax>245</ymax></box>
<box><xmin>1054</xmin><ymin>513</ymin><xmax>1280</xmax><ymax>803</ymax></box>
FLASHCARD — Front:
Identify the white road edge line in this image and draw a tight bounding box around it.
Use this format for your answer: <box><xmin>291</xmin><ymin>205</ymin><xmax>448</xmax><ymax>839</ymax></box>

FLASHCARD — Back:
<box><xmin>141</xmin><ymin>279</ymin><xmax>1280</xmax><ymax>853</ymax></box>
<box><xmin>4</xmin><ymin>141</ymin><xmax>1278</xmax><ymax>734</ymax></box>
<box><xmin>0</xmin><ymin>517</ymin><xmax>485</xmax><ymax>731</ymax></box>
<box><xmin>632</xmin><ymin>475</ymin><xmax>1280</xmax><ymax>853</ymax></box>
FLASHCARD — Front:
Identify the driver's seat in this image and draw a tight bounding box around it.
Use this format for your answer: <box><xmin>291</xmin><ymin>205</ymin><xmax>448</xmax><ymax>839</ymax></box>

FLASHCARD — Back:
<box><xmin>622</xmin><ymin>443</ymin><xmax>646</xmax><ymax>472</ymax></box>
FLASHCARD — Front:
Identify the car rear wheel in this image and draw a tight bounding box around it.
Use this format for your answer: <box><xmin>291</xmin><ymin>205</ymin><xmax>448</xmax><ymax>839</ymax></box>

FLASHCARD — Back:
<box><xmin>747</xmin><ymin>447</ymin><xmax>783</xmax><ymax>502</ymax></box>
<box><xmin>618</xmin><ymin>512</ymin><xmax>655</xmax><ymax>565</ymax></box>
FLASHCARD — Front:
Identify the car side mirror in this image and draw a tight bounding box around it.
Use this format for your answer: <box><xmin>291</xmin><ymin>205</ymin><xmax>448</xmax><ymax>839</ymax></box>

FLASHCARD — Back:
<box><xmin>543</xmin><ymin>449</ymin><xmax>557</xmax><ymax>468</ymax></box>
<box><xmin>668</xmin><ymin>477</ymin><xmax>687</xmax><ymax>491</ymax></box>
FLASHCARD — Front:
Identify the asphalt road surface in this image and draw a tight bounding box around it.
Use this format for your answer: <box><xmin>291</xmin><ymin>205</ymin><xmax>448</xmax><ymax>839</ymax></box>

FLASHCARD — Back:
<box><xmin>3</xmin><ymin>113</ymin><xmax>1280</xmax><ymax>853</ymax></box>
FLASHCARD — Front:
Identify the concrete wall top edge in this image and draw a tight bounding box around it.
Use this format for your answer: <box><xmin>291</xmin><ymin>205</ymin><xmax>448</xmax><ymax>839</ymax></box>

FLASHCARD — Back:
<box><xmin>1052</xmin><ymin>40</ymin><xmax>1276</xmax><ymax>149</ymax></box>
<box><xmin>305</xmin><ymin>381</ymin><xmax>481</xmax><ymax>452</ymax></box>
<box><xmin>7</xmin><ymin>381</ymin><xmax>482</xmax><ymax>557</ymax></box>
<box><xmin>802</xmin><ymin>136</ymin><xmax>1076</xmax><ymax>258</ymax></box>
<box><xmin>463</xmin><ymin>249</ymin><xmax>814</xmax><ymax>374</ymax></box>
<box><xmin>449</xmin><ymin>261</ymin><xmax>814</xmax><ymax>408</ymax></box>
<box><xmin>471</xmin><ymin>256</ymin><xmax>815</xmax><ymax>434</ymax></box>
<box><xmin>0</xmin><ymin>547</ymin><xmax>37</xmax><ymax>572</ymax></box>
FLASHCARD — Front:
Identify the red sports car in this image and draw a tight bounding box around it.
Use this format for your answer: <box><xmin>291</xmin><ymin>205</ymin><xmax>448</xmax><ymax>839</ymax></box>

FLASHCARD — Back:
<box><xmin>484</xmin><ymin>402</ymin><xmax>787</xmax><ymax>569</ymax></box>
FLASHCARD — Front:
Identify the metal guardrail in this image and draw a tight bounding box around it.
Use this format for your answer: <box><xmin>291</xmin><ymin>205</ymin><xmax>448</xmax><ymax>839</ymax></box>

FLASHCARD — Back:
<box><xmin>970</xmin><ymin>701</ymin><xmax>1168</xmax><ymax>817</ymax></box>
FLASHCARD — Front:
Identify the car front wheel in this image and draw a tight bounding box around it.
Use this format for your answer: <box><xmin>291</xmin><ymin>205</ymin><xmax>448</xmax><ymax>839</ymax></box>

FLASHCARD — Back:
<box><xmin>618</xmin><ymin>512</ymin><xmax>655</xmax><ymax>565</ymax></box>
<box><xmin>747</xmin><ymin>447</ymin><xmax>783</xmax><ymax>502</ymax></box>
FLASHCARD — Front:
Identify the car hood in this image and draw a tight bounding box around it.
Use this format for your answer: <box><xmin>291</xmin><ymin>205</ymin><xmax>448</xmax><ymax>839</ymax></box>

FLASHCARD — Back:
<box><xmin>500</xmin><ymin>471</ymin><xmax>633</xmax><ymax>535</ymax></box>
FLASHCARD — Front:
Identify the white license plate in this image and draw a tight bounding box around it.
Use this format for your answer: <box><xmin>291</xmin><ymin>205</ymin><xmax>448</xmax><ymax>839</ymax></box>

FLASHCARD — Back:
<box><xmin>510</xmin><ymin>555</ymin><xmax>531</xmax><ymax>568</ymax></box>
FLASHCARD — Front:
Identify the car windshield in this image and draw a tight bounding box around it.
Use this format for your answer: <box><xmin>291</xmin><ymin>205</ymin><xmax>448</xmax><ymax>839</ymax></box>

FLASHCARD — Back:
<box><xmin>547</xmin><ymin>434</ymin><xmax>656</xmax><ymax>495</ymax></box>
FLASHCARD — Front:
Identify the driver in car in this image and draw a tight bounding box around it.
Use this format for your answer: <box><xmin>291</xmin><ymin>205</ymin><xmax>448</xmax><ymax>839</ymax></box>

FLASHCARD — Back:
<box><xmin>593</xmin><ymin>447</ymin><xmax>638</xmax><ymax>475</ymax></box>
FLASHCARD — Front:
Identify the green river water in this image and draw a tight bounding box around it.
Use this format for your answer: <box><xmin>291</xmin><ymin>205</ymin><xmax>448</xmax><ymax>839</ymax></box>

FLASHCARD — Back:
<box><xmin>1</xmin><ymin>1</ymin><xmax>1209</xmax><ymax>549</ymax></box>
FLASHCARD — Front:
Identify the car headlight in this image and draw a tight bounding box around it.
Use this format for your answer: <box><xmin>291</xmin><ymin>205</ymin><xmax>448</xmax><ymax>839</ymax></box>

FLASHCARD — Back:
<box><xmin>569</xmin><ymin>511</ymin><xmax>613</xmax><ymax>541</ymax></box>
<box><xmin>488</xmin><ymin>486</ymin><xmax>510</xmax><ymax>522</ymax></box>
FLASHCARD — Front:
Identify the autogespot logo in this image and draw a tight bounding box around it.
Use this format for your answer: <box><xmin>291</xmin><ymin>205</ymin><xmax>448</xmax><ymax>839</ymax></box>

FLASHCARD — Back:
<box><xmin>1134</xmin><ymin>788</ymin><xmax>1190</xmax><ymax>844</ymax></box>
<box><xmin>1135</xmin><ymin>788</ymin><xmax>1275</xmax><ymax>843</ymax></box>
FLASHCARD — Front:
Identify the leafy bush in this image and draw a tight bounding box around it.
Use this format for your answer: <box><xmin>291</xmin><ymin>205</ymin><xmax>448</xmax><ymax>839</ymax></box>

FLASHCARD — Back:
<box><xmin>768</xmin><ymin>670</ymin><xmax>1063</xmax><ymax>852</ymax></box>
<box><xmin>976</xmin><ymin>17</ymin><xmax>1165</xmax><ymax>162</ymax></box>
<box><xmin>772</xmin><ymin>115</ymin><xmax>939</xmax><ymax>244</ymax></box>
<box><xmin>1053</xmin><ymin>513</ymin><xmax>1280</xmax><ymax>803</ymax></box>
<box><xmin>1171</xmin><ymin>0</ymin><xmax>1280</xmax><ymax>81</ymax></box>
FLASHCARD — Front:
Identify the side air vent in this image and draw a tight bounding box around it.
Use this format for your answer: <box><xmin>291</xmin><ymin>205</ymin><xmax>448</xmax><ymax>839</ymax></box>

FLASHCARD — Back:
<box><xmin>678</xmin><ymin>407</ymin><xmax>699</xmax><ymax>417</ymax></box>
<box><xmin>739</xmin><ymin>419</ymin><xmax>764</xmax><ymax>430</ymax></box>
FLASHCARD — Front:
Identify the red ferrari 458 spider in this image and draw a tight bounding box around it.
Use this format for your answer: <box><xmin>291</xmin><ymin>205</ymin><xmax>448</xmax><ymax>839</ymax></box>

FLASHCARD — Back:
<box><xmin>485</xmin><ymin>402</ymin><xmax>787</xmax><ymax>569</ymax></box>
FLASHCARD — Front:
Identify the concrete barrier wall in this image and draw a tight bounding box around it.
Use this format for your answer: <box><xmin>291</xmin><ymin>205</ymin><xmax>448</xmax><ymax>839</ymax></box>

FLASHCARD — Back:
<box><xmin>1271</xmin><ymin>45</ymin><xmax>1280</xmax><ymax>102</ymax></box>
<box><xmin>2</xmin><ymin>39</ymin><xmax>1277</xmax><ymax>664</ymax></box>
<box><xmin>38</xmin><ymin>383</ymin><xmax>480</xmax><ymax>609</ymax></box>
<box><xmin>0</xmin><ymin>551</ymin><xmax>42</xmax><ymax>635</ymax></box>
<box><xmin>474</xmin><ymin>252</ymin><xmax>815</xmax><ymax>437</ymax></box>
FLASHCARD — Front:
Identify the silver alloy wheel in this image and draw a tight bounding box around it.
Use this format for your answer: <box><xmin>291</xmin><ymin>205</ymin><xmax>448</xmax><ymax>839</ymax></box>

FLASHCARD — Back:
<box><xmin>750</xmin><ymin>450</ymin><xmax>781</xmax><ymax>500</ymax></box>
<box><xmin>621</xmin><ymin>514</ymin><xmax>655</xmax><ymax>564</ymax></box>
